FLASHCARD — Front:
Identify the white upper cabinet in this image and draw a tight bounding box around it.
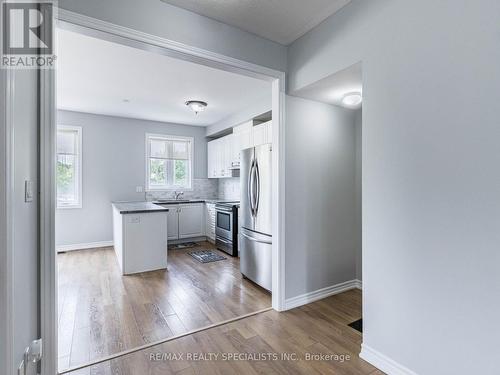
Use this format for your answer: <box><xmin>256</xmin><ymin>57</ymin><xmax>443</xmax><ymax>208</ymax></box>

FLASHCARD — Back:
<box><xmin>253</xmin><ymin>120</ymin><xmax>272</xmax><ymax>146</ymax></box>
<box><xmin>207</xmin><ymin>120</ymin><xmax>272</xmax><ymax>179</ymax></box>
<box><xmin>207</xmin><ymin>140</ymin><xmax>217</xmax><ymax>178</ymax></box>
<box><xmin>234</xmin><ymin>121</ymin><xmax>253</xmax><ymax>151</ymax></box>
<box><xmin>253</xmin><ymin>122</ymin><xmax>267</xmax><ymax>146</ymax></box>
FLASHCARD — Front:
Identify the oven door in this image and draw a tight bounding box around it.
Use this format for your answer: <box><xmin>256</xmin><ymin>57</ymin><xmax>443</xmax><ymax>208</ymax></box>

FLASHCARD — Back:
<box><xmin>215</xmin><ymin>208</ymin><xmax>233</xmax><ymax>241</ymax></box>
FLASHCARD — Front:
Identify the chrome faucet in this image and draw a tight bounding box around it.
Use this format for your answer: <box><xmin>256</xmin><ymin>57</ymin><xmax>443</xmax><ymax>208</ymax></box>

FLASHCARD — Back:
<box><xmin>174</xmin><ymin>191</ymin><xmax>184</xmax><ymax>200</ymax></box>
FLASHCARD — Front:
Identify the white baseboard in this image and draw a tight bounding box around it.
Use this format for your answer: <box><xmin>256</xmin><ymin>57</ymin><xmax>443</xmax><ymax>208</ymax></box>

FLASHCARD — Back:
<box><xmin>360</xmin><ymin>344</ymin><xmax>417</xmax><ymax>375</ymax></box>
<box><xmin>56</xmin><ymin>241</ymin><xmax>114</xmax><ymax>253</ymax></box>
<box><xmin>354</xmin><ymin>279</ymin><xmax>362</xmax><ymax>289</ymax></box>
<box><xmin>284</xmin><ymin>279</ymin><xmax>361</xmax><ymax>310</ymax></box>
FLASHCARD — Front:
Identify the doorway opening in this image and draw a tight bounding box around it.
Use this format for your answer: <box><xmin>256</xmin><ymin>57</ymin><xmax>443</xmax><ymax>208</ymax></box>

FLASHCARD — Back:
<box><xmin>41</xmin><ymin>11</ymin><xmax>285</xmax><ymax>375</ymax></box>
<box><xmin>290</xmin><ymin>61</ymin><xmax>363</xmax><ymax>335</ymax></box>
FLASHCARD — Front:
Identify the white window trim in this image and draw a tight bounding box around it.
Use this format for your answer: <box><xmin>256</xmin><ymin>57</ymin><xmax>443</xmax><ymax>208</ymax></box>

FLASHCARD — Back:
<box><xmin>57</xmin><ymin>125</ymin><xmax>83</xmax><ymax>209</ymax></box>
<box><xmin>145</xmin><ymin>133</ymin><xmax>194</xmax><ymax>191</ymax></box>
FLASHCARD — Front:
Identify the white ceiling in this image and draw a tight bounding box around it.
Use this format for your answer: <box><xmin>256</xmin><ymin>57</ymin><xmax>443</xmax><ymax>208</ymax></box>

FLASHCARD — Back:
<box><xmin>294</xmin><ymin>62</ymin><xmax>362</xmax><ymax>108</ymax></box>
<box><xmin>160</xmin><ymin>0</ymin><xmax>351</xmax><ymax>45</ymax></box>
<box><xmin>56</xmin><ymin>29</ymin><xmax>271</xmax><ymax>126</ymax></box>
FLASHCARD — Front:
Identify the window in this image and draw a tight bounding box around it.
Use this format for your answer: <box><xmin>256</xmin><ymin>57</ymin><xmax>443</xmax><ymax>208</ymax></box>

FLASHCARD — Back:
<box><xmin>57</xmin><ymin>125</ymin><xmax>82</xmax><ymax>208</ymax></box>
<box><xmin>146</xmin><ymin>134</ymin><xmax>193</xmax><ymax>190</ymax></box>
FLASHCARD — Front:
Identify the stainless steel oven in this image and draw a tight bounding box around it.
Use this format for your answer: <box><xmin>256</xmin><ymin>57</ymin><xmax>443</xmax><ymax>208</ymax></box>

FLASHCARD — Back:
<box><xmin>215</xmin><ymin>202</ymin><xmax>239</xmax><ymax>257</ymax></box>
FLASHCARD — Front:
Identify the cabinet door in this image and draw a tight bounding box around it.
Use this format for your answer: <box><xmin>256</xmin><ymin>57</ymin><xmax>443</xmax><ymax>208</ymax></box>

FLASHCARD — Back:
<box><xmin>205</xmin><ymin>203</ymin><xmax>216</xmax><ymax>241</ymax></box>
<box><xmin>253</xmin><ymin>123</ymin><xmax>267</xmax><ymax>146</ymax></box>
<box><xmin>215</xmin><ymin>138</ymin><xmax>224</xmax><ymax>178</ymax></box>
<box><xmin>167</xmin><ymin>206</ymin><xmax>179</xmax><ymax>240</ymax></box>
<box><xmin>178</xmin><ymin>204</ymin><xmax>204</xmax><ymax>239</ymax></box>
<box><xmin>207</xmin><ymin>140</ymin><xmax>217</xmax><ymax>178</ymax></box>
<box><xmin>265</xmin><ymin>121</ymin><xmax>272</xmax><ymax>144</ymax></box>
<box><xmin>228</xmin><ymin>133</ymin><xmax>240</xmax><ymax>166</ymax></box>
<box><xmin>223</xmin><ymin>134</ymin><xmax>234</xmax><ymax>176</ymax></box>
<box><xmin>240</xmin><ymin>128</ymin><xmax>252</xmax><ymax>151</ymax></box>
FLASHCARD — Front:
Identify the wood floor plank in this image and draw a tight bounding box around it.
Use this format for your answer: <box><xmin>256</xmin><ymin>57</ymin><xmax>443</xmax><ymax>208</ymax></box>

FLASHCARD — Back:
<box><xmin>66</xmin><ymin>290</ymin><xmax>379</xmax><ymax>375</ymax></box>
<box><xmin>58</xmin><ymin>242</ymin><xmax>271</xmax><ymax>372</ymax></box>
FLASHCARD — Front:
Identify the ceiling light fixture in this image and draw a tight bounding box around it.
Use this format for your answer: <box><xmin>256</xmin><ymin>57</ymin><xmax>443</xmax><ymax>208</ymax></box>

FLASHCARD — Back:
<box><xmin>341</xmin><ymin>92</ymin><xmax>362</xmax><ymax>107</ymax></box>
<box><xmin>185</xmin><ymin>100</ymin><xmax>208</xmax><ymax>114</ymax></box>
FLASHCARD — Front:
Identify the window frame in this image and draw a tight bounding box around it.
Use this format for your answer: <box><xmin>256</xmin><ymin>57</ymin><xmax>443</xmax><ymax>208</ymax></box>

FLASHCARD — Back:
<box><xmin>145</xmin><ymin>133</ymin><xmax>194</xmax><ymax>191</ymax></box>
<box><xmin>56</xmin><ymin>125</ymin><xmax>83</xmax><ymax>209</ymax></box>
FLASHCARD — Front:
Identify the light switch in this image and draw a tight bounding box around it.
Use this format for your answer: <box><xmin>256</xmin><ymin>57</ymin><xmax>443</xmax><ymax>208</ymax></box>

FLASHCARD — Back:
<box><xmin>25</xmin><ymin>180</ymin><xmax>33</xmax><ymax>202</ymax></box>
<box><xmin>136</xmin><ymin>186</ymin><xmax>143</xmax><ymax>193</ymax></box>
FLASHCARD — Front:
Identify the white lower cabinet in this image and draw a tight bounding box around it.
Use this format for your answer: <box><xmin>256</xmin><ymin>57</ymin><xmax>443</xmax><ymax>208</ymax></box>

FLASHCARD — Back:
<box><xmin>167</xmin><ymin>208</ymin><xmax>179</xmax><ymax>240</ymax></box>
<box><xmin>163</xmin><ymin>203</ymin><xmax>205</xmax><ymax>240</ymax></box>
<box><xmin>205</xmin><ymin>203</ymin><xmax>216</xmax><ymax>243</ymax></box>
<box><xmin>178</xmin><ymin>204</ymin><xmax>204</xmax><ymax>239</ymax></box>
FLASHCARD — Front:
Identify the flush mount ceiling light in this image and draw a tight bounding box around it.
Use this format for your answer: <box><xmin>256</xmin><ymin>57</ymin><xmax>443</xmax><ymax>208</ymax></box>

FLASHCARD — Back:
<box><xmin>341</xmin><ymin>92</ymin><xmax>362</xmax><ymax>107</ymax></box>
<box><xmin>185</xmin><ymin>100</ymin><xmax>208</xmax><ymax>114</ymax></box>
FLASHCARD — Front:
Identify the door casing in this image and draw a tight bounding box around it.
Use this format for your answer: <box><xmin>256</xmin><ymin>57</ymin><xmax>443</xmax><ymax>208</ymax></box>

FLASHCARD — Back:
<box><xmin>40</xmin><ymin>8</ymin><xmax>287</xmax><ymax>374</ymax></box>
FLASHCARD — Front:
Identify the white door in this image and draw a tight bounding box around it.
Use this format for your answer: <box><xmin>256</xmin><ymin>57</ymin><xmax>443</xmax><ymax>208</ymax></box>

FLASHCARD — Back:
<box><xmin>178</xmin><ymin>204</ymin><xmax>204</xmax><ymax>238</ymax></box>
<box><xmin>167</xmin><ymin>206</ymin><xmax>179</xmax><ymax>240</ymax></box>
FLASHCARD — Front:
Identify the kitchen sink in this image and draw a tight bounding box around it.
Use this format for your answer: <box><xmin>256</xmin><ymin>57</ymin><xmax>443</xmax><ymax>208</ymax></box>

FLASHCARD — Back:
<box><xmin>154</xmin><ymin>199</ymin><xmax>193</xmax><ymax>204</ymax></box>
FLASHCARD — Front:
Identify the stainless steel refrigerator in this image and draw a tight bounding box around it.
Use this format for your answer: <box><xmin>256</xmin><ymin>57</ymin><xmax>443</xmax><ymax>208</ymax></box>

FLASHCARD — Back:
<box><xmin>239</xmin><ymin>143</ymin><xmax>272</xmax><ymax>291</ymax></box>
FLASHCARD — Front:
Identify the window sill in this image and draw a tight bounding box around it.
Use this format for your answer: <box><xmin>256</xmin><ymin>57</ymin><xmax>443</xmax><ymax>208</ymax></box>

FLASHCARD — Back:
<box><xmin>57</xmin><ymin>204</ymin><xmax>82</xmax><ymax>210</ymax></box>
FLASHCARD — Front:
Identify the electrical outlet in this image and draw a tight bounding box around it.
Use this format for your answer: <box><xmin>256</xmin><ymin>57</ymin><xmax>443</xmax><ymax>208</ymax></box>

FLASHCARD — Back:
<box><xmin>136</xmin><ymin>186</ymin><xmax>143</xmax><ymax>193</ymax></box>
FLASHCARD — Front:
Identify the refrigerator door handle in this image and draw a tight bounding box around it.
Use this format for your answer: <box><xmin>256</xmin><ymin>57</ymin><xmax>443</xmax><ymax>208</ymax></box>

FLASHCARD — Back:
<box><xmin>248</xmin><ymin>159</ymin><xmax>255</xmax><ymax>217</ymax></box>
<box><xmin>240</xmin><ymin>231</ymin><xmax>272</xmax><ymax>244</ymax></box>
<box><xmin>254</xmin><ymin>159</ymin><xmax>260</xmax><ymax>216</ymax></box>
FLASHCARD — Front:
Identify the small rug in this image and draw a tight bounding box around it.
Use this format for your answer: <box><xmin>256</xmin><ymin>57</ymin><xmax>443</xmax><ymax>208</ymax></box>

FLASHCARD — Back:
<box><xmin>348</xmin><ymin>318</ymin><xmax>363</xmax><ymax>333</ymax></box>
<box><xmin>189</xmin><ymin>250</ymin><xmax>227</xmax><ymax>263</ymax></box>
<box><xmin>169</xmin><ymin>242</ymin><xmax>198</xmax><ymax>250</ymax></box>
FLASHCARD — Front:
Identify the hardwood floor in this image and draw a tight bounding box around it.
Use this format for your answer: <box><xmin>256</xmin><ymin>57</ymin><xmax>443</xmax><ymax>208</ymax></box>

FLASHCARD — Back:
<box><xmin>57</xmin><ymin>242</ymin><xmax>271</xmax><ymax>372</ymax></box>
<box><xmin>65</xmin><ymin>289</ymin><xmax>379</xmax><ymax>375</ymax></box>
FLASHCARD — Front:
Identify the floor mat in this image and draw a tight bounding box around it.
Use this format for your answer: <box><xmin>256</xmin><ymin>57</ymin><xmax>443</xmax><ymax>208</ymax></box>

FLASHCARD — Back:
<box><xmin>189</xmin><ymin>250</ymin><xmax>227</xmax><ymax>263</ymax></box>
<box><xmin>169</xmin><ymin>242</ymin><xmax>198</xmax><ymax>250</ymax></box>
<box><xmin>348</xmin><ymin>318</ymin><xmax>362</xmax><ymax>333</ymax></box>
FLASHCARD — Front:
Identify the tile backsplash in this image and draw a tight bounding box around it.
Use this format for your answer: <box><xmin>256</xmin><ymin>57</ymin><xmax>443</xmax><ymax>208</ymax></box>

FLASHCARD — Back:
<box><xmin>218</xmin><ymin>178</ymin><xmax>240</xmax><ymax>200</ymax></box>
<box><xmin>146</xmin><ymin>179</ymin><xmax>218</xmax><ymax>201</ymax></box>
<box><xmin>144</xmin><ymin>178</ymin><xmax>240</xmax><ymax>201</ymax></box>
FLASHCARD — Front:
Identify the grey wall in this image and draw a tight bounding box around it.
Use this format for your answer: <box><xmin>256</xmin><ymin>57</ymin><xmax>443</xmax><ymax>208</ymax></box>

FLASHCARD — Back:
<box><xmin>354</xmin><ymin>108</ymin><xmax>362</xmax><ymax>281</ymax></box>
<box><xmin>58</xmin><ymin>0</ymin><xmax>286</xmax><ymax>73</ymax></box>
<box><xmin>288</xmin><ymin>1</ymin><xmax>500</xmax><ymax>373</ymax></box>
<box><xmin>285</xmin><ymin>95</ymin><xmax>357</xmax><ymax>298</ymax></box>
<box><xmin>56</xmin><ymin>110</ymin><xmax>211</xmax><ymax>247</ymax></box>
<box><xmin>11</xmin><ymin>70</ymin><xmax>39</xmax><ymax>373</ymax></box>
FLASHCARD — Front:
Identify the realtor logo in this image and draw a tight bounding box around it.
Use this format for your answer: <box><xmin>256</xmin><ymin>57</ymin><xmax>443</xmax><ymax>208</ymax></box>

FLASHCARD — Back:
<box><xmin>1</xmin><ymin>1</ymin><xmax>56</xmax><ymax>68</ymax></box>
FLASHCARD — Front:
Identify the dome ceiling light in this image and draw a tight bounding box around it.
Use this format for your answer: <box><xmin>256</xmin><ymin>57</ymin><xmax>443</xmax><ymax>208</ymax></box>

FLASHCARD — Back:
<box><xmin>185</xmin><ymin>100</ymin><xmax>208</xmax><ymax>114</ymax></box>
<box><xmin>341</xmin><ymin>92</ymin><xmax>362</xmax><ymax>107</ymax></box>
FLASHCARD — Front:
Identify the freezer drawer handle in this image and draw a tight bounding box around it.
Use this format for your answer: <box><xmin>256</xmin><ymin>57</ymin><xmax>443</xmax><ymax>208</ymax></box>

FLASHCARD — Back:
<box><xmin>240</xmin><ymin>231</ymin><xmax>272</xmax><ymax>245</ymax></box>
